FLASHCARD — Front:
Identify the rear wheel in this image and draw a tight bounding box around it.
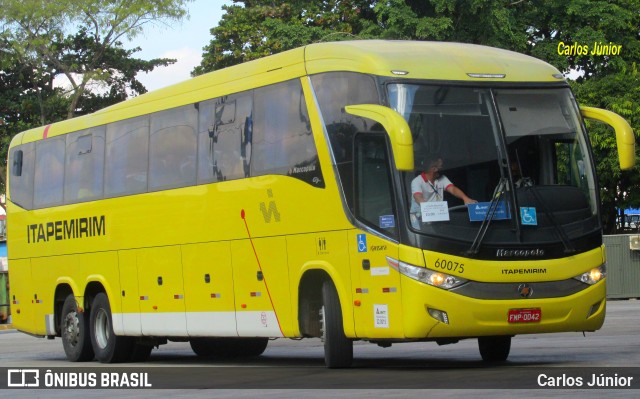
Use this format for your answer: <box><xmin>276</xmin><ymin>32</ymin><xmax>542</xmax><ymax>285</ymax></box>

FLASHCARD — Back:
<box><xmin>90</xmin><ymin>293</ymin><xmax>132</xmax><ymax>363</ymax></box>
<box><xmin>321</xmin><ymin>280</ymin><xmax>353</xmax><ymax>368</ymax></box>
<box><xmin>190</xmin><ymin>337</ymin><xmax>268</xmax><ymax>358</ymax></box>
<box><xmin>61</xmin><ymin>295</ymin><xmax>94</xmax><ymax>362</ymax></box>
<box><xmin>478</xmin><ymin>336</ymin><xmax>511</xmax><ymax>362</ymax></box>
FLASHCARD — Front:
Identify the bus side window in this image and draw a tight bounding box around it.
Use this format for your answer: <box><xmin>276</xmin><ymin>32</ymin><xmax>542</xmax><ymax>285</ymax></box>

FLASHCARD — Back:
<box><xmin>64</xmin><ymin>127</ymin><xmax>106</xmax><ymax>203</ymax></box>
<box><xmin>105</xmin><ymin>116</ymin><xmax>150</xmax><ymax>197</ymax></box>
<box><xmin>149</xmin><ymin>105</ymin><xmax>197</xmax><ymax>191</ymax></box>
<box><xmin>197</xmin><ymin>94</ymin><xmax>252</xmax><ymax>183</ymax></box>
<box><xmin>8</xmin><ymin>143</ymin><xmax>36</xmax><ymax>210</ymax></box>
<box><xmin>34</xmin><ymin>137</ymin><xmax>65</xmax><ymax>208</ymax></box>
<box><xmin>252</xmin><ymin>79</ymin><xmax>322</xmax><ymax>185</ymax></box>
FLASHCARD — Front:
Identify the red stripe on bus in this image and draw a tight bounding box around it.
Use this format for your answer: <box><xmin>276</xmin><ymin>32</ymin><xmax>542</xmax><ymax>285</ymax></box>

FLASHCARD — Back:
<box><xmin>43</xmin><ymin>124</ymin><xmax>52</xmax><ymax>139</ymax></box>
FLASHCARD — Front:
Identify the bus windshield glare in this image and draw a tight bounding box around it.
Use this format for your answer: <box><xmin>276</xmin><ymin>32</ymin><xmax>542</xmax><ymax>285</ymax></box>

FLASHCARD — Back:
<box><xmin>389</xmin><ymin>84</ymin><xmax>598</xmax><ymax>246</ymax></box>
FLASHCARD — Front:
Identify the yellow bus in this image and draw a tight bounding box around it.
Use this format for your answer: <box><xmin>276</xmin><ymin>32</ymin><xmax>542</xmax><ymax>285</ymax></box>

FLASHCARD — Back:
<box><xmin>7</xmin><ymin>40</ymin><xmax>635</xmax><ymax>367</ymax></box>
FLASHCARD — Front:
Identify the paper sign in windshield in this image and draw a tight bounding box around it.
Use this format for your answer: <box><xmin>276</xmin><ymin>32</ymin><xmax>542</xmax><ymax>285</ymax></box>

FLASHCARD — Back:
<box><xmin>421</xmin><ymin>201</ymin><xmax>450</xmax><ymax>222</ymax></box>
<box><xmin>468</xmin><ymin>201</ymin><xmax>511</xmax><ymax>222</ymax></box>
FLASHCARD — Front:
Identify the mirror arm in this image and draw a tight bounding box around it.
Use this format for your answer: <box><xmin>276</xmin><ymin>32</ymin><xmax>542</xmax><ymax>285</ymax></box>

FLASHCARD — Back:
<box><xmin>580</xmin><ymin>106</ymin><xmax>636</xmax><ymax>170</ymax></box>
<box><xmin>344</xmin><ymin>104</ymin><xmax>414</xmax><ymax>171</ymax></box>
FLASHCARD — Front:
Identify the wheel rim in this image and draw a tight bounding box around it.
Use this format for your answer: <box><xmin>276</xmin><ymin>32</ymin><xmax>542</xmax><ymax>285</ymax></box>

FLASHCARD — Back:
<box><xmin>63</xmin><ymin>312</ymin><xmax>80</xmax><ymax>347</ymax></box>
<box><xmin>94</xmin><ymin>308</ymin><xmax>110</xmax><ymax>349</ymax></box>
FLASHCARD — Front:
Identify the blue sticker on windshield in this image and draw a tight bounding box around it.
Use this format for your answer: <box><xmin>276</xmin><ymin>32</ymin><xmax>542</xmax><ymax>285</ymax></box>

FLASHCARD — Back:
<box><xmin>468</xmin><ymin>201</ymin><xmax>511</xmax><ymax>222</ymax></box>
<box><xmin>520</xmin><ymin>207</ymin><xmax>538</xmax><ymax>226</ymax></box>
<box><xmin>379</xmin><ymin>215</ymin><xmax>396</xmax><ymax>228</ymax></box>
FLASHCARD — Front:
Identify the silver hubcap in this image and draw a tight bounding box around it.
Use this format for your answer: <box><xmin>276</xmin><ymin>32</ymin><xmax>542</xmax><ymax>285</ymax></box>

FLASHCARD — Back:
<box><xmin>94</xmin><ymin>308</ymin><xmax>110</xmax><ymax>349</ymax></box>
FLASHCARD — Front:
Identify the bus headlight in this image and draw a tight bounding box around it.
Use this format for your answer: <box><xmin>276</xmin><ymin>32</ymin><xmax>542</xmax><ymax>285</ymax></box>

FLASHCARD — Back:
<box><xmin>392</xmin><ymin>258</ymin><xmax>467</xmax><ymax>290</ymax></box>
<box><xmin>573</xmin><ymin>264</ymin><xmax>606</xmax><ymax>285</ymax></box>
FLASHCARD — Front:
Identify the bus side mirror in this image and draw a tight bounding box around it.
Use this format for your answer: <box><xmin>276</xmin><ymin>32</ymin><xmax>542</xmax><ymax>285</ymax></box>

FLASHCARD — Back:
<box><xmin>344</xmin><ymin>104</ymin><xmax>414</xmax><ymax>171</ymax></box>
<box><xmin>580</xmin><ymin>106</ymin><xmax>636</xmax><ymax>170</ymax></box>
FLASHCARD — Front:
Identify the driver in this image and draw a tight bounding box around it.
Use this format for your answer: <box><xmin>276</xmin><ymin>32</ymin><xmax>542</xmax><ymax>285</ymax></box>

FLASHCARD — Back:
<box><xmin>410</xmin><ymin>153</ymin><xmax>477</xmax><ymax>214</ymax></box>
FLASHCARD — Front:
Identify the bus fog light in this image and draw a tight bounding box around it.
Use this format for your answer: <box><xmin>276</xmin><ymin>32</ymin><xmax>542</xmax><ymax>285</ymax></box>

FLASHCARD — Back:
<box><xmin>573</xmin><ymin>265</ymin><xmax>606</xmax><ymax>285</ymax></box>
<box><xmin>427</xmin><ymin>308</ymin><xmax>449</xmax><ymax>324</ymax></box>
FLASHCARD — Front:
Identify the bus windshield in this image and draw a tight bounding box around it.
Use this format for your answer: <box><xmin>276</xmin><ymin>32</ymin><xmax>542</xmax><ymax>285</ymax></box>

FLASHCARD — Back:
<box><xmin>389</xmin><ymin>84</ymin><xmax>598</xmax><ymax>247</ymax></box>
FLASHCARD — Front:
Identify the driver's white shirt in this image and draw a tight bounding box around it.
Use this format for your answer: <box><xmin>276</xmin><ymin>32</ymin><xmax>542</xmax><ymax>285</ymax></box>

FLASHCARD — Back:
<box><xmin>410</xmin><ymin>173</ymin><xmax>452</xmax><ymax>213</ymax></box>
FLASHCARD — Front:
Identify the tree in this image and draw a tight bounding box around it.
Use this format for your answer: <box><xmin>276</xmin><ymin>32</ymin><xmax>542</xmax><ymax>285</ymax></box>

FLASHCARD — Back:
<box><xmin>0</xmin><ymin>0</ymin><xmax>194</xmax><ymax>193</ymax></box>
<box><xmin>195</xmin><ymin>0</ymin><xmax>377</xmax><ymax>74</ymax></box>
<box><xmin>0</xmin><ymin>0</ymin><xmax>193</xmax><ymax>119</ymax></box>
<box><xmin>196</xmin><ymin>0</ymin><xmax>530</xmax><ymax>74</ymax></box>
<box><xmin>0</xmin><ymin>35</ymin><xmax>70</xmax><ymax>191</ymax></box>
<box><xmin>572</xmin><ymin>67</ymin><xmax>640</xmax><ymax>232</ymax></box>
<box><xmin>52</xmin><ymin>28</ymin><xmax>177</xmax><ymax>115</ymax></box>
<box><xmin>518</xmin><ymin>0</ymin><xmax>640</xmax><ymax>232</ymax></box>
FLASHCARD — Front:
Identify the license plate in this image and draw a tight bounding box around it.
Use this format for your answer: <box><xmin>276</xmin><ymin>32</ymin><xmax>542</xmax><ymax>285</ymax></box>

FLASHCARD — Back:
<box><xmin>508</xmin><ymin>308</ymin><xmax>541</xmax><ymax>323</ymax></box>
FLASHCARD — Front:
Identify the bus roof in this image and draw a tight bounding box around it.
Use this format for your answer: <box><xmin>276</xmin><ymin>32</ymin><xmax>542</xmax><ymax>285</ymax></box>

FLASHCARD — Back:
<box><xmin>304</xmin><ymin>40</ymin><xmax>562</xmax><ymax>82</ymax></box>
<box><xmin>11</xmin><ymin>40</ymin><xmax>564</xmax><ymax>146</ymax></box>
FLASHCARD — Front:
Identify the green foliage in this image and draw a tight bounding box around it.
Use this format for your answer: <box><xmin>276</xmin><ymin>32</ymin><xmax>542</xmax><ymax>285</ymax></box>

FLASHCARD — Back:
<box><xmin>572</xmin><ymin>66</ymin><xmax>640</xmax><ymax>231</ymax></box>
<box><xmin>194</xmin><ymin>1</ymin><xmax>375</xmax><ymax>74</ymax></box>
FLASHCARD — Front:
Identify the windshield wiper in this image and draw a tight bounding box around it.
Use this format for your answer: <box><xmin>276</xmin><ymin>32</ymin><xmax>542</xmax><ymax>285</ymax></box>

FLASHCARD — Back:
<box><xmin>467</xmin><ymin>178</ymin><xmax>508</xmax><ymax>255</ymax></box>
<box><xmin>524</xmin><ymin>185</ymin><xmax>576</xmax><ymax>254</ymax></box>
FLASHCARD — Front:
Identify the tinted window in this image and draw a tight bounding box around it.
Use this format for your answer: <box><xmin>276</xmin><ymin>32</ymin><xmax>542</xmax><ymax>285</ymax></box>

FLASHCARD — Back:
<box><xmin>105</xmin><ymin>116</ymin><xmax>149</xmax><ymax>197</ymax></box>
<box><xmin>34</xmin><ymin>137</ymin><xmax>65</xmax><ymax>208</ymax></box>
<box><xmin>149</xmin><ymin>105</ymin><xmax>198</xmax><ymax>191</ymax></box>
<box><xmin>64</xmin><ymin>126</ymin><xmax>106</xmax><ymax>203</ymax></box>
<box><xmin>355</xmin><ymin>134</ymin><xmax>397</xmax><ymax>237</ymax></box>
<box><xmin>9</xmin><ymin>142</ymin><xmax>36</xmax><ymax>210</ymax></box>
<box><xmin>252</xmin><ymin>80</ymin><xmax>322</xmax><ymax>186</ymax></box>
<box><xmin>197</xmin><ymin>93</ymin><xmax>253</xmax><ymax>183</ymax></box>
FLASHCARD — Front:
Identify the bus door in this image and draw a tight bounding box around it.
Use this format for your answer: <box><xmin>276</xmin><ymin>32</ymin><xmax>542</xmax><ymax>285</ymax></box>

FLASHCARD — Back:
<box><xmin>349</xmin><ymin>133</ymin><xmax>403</xmax><ymax>338</ymax></box>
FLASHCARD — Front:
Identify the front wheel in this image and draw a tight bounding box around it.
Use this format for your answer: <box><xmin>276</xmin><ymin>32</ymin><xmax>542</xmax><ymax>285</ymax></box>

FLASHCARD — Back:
<box><xmin>61</xmin><ymin>295</ymin><xmax>94</xmax><ymax>362</ymax></box>
<box><xmin>478</xmin><ymin>336</ymin><xmax>511</xmax><ymax>362</ymax></box>
<box><xmin>90</xmin><ymin>293</ymin><xmax>132</xmax><ymax>363</ymax></box>
<box><xmin>321</xmin><ymin>280</ymin><xmax>353</xmax><ymax>368</ymax></box>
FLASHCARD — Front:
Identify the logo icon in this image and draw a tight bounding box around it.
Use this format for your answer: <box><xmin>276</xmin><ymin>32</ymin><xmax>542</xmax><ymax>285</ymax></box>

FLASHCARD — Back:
<box><xmin>8</xmin><ymin>369</ymin><xmax>40</xmax><ymax>387</ymax></box>
<box><xmin>518</xmin><ymin>283</ymin><xmax>534</xmax><ymax>298</ymax></box>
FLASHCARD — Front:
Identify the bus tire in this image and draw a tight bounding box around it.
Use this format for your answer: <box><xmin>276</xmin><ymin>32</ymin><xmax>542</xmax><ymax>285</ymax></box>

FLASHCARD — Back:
<box><xmin>321</xmin><ymin>280</ymin><xmax>353</xmax><ymax>368</ymax></box>
<box><xmin>90</xmin><ymin>293</ymin><xmax>132</xmax><ymax>363</ymax></box>
<box><xmin>61</xmin><ymin>295</ymin><xmax>94</xmax><ymax>362</ymax></box>
<box><xmin>478</xmin><ymin>336</ymin><xmax>511</xmax><ymax>362</ymax></box>
<box><xmin>190</xmin><ymin>338</ymin><xmax>268</xmax><ymax>358</ymax></box>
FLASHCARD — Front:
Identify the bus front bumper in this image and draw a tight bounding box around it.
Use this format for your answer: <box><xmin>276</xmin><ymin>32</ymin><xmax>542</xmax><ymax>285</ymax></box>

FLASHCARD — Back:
<box><xmin>400</xmin><ymin>275</ymin><xmax>606</xmax><ymax>339</ymax></box>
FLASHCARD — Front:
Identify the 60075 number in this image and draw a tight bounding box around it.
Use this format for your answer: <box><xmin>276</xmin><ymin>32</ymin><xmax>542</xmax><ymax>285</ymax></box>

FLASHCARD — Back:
<box><xmin>434</xmin><ymin>258</ymin><xmax>464</xmax><ymax>274</ymax></box>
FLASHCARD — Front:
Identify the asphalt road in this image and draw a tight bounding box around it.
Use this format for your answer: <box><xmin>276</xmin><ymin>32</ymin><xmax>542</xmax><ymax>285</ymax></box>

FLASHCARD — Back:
<box><xmin>1</xmin><ymin>299</ymin><xmax>639</xmax><ymax>398</ymax></box>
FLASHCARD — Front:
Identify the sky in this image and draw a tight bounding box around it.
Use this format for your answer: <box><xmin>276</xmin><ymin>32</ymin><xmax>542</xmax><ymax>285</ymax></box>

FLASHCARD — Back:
<box><xmin>126</xmin><ymin>0</ymin><xmax>232</xmax><ymax>92</ymax></box>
